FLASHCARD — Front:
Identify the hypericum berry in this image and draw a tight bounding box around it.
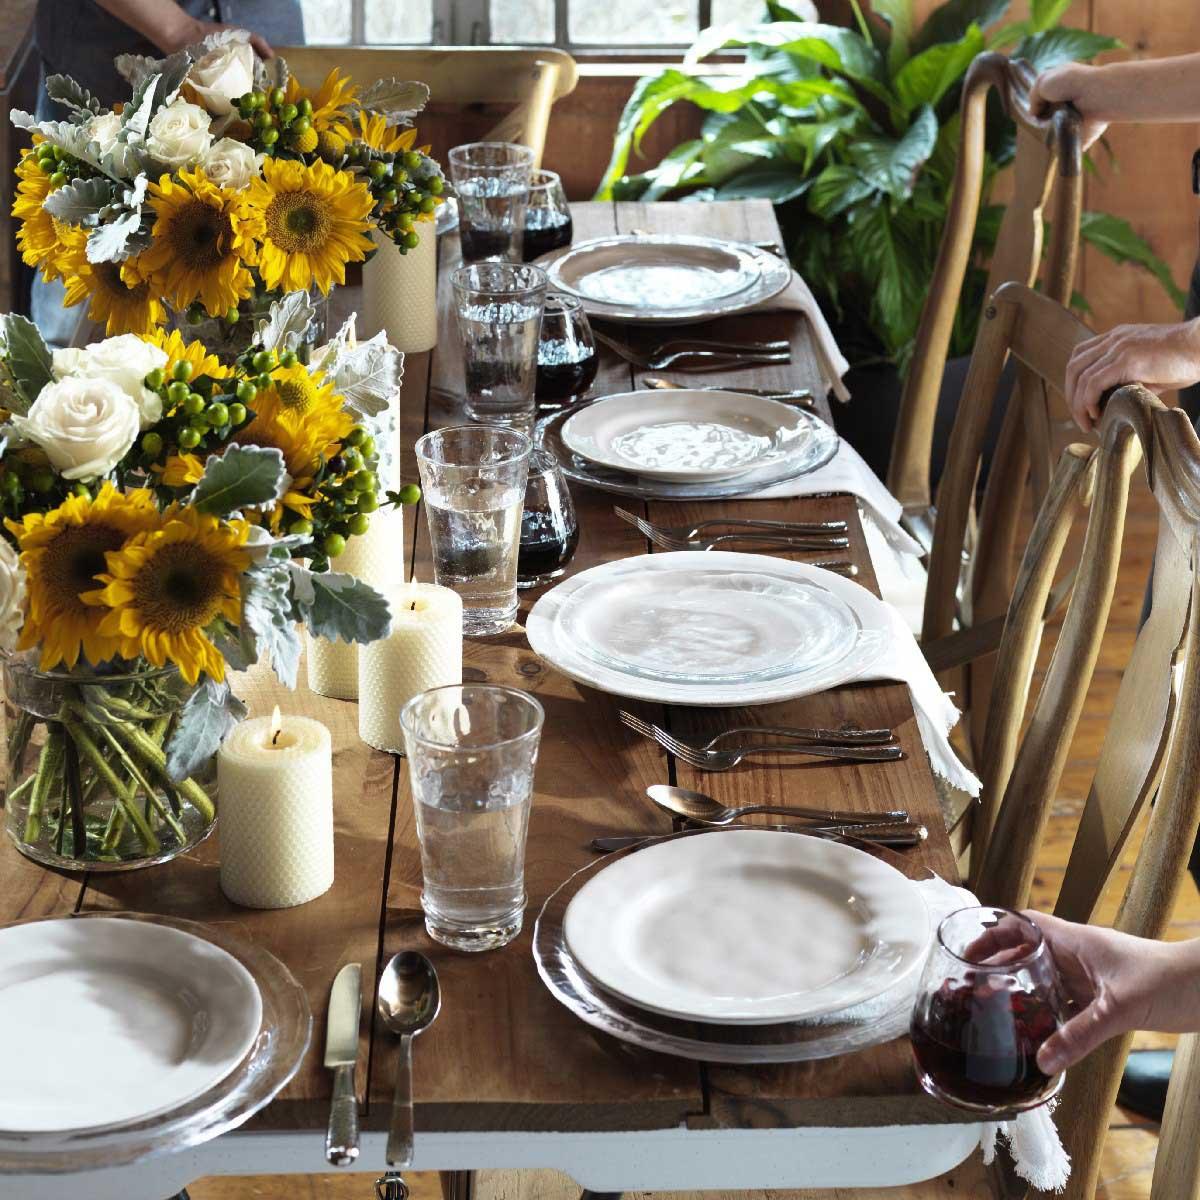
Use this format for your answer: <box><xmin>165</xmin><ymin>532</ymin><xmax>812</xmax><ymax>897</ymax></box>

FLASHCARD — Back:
<box><xmin>279</xmin><ymin>349</ymin><xmax>298</xmax><ymax>368</ymax></box>
<box><xmin>178</xmin><ymin>427</ymin><xmax>202</xmax><ymax>449</ymax></box>
<box><xmin>235</xmin><ymin>379</ymin><xmax>257</xmax><ymax>404</ymax></box>
<box><xmin>186</xmin><ymin>302</ymin><xmax>206</xmax><ymax>324</ymax></box>
<box><xmin>403</xmin><ymin>151</ymin><xmax>422</xmax><ymax>171</ymax></box>
<box><xmin>279</xmin><ymin>102</ymin><xmax>298</xmax><ymax>124</ymax></box>
<box><xmin>255</xmin><ymin>373</ymin><xmax>273</xmax><ymax>391</ymax></box>
<box><xmin>298</xmin><ymin>97</ymin><xmax>313</xmax><ymax>116</ymax></box>
<box><xmin>166</xmin><ymin>380</ymin><xmax>190</xmax><ymax>406</ymax></box>
<box><xmin>141</xmin><ymin>431</ymin><xmax>163</xmax><ymax>456</ymax></box>
<box><xmin>428</xmin><ymin>176</ymin><xmax>444</xmax><ymax>195</ymax></box>
<box><xmin>251</xmin><ymin>350</ymin><xmax>276</xmax><ymax>374</ymax></box>
<box><xmin>353</xmin><ymin>470</ymin><xmax>376</xmax><ymax>493</ymax></box>
<box><xmin>323</xmin><ymin>533</ymin><xmax>346</xmax><ymax>558</ymax></box>
<box><xmin>171</xmin><ymin>360</ymin><xmax>193</xmax><ymax>383</ymax></box>
<box><xmin>289</xmin><ymin>518</ymin><xmax>314</xmax><ymax>536</ymax></box>
<box><xmin>48</xmin><ymin>171</ymin><xmax>67</xmax><ymax>188</ymax></box>
<box><xmin>262</xmin><ymin>127</ymin><xmax>279</xmax><ymax>146</ymax></box>
<box><xmin>224</xmin><ymin>306</ymin><xmax>240</xmax><ymax>325</ymax></box>
<box><xmin>398</xmin><ymin>483</ymin><xmax>421</xmax><ymax>505</ymax></box>
<box><xmin>368</xmin><ymin>160</ymin><xmax>388</xmax><ymax>181</ymax></box>
<box><xmin>253</xmin><ymin>110</ymin><xmax>273</xmax><ymax>130</ymax></box>
<box><xmin>401</xmin><ymin>231</ymin><xmax>420</xmax><ymax>250</ymax></box>
<box><xmin>206</xmin><ymin>402</ymin><xmax>230</xmax><ymax>427</ymax></box>
<box><xmin>270</xmin><ymin>86</ymin><xmax>286</xmax><ymax>108</ymax></box>
<box><xmin>347</xmin><ymin>512</ymin><xmax>370</xmax><ymax>537</ymax></box>
<box><xmin>355</xmin><ymin>491</ymin><xmax>379</xmax><ymax>513</ymax></box>
<box><xmin>183</xmin><ymin>393</ymin><xmax>206</xmax><ymax>416</ymax></box>
<box><xmin>419</xmin><ymin>195</ymin><xmax>437</xmax><ymax>213</ymax></box>
<box><xmin>227</xmin><ymin>402</ymin><xmax>247</xmax><ymax>426</ymax></box>
<box><xmin>144</xmin><ymin>368</ymin><xmax>165</xmax><ymax>390</ymax></box>
<box><xmin>359</xmin><ymin>435</ymin><xmax>376</xmax><ymax>458</ymax></box>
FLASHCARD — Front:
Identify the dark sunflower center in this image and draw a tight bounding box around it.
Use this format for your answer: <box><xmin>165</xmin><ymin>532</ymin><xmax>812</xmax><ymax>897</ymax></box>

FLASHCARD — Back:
<box><xmin>265</xmin><ymin>191</ymin><xmax>332</xmax><ymax>253</ymax></box>
<box><xmin>169</xmin><ymin>199</ymin><xmax>229</xmax><ymax>270</ymax></box>
<box><xmin>95</xmin><ymin>261</ymin><xmax>148</xmax><ymax>300</ymax></box>
<box><xmin>275</xmin><ymin>379</ymin><xmax>312</xmax><ymax>411</ymax></box>
<box><xmin>130</xmin><ymin>542</ymin><xmax>224</xmax><ymax>633</ymax></box>
<box><xmin>43</xmin><ymin>523</ymin><xmax>126</xmax><ymax>613</ymax></box>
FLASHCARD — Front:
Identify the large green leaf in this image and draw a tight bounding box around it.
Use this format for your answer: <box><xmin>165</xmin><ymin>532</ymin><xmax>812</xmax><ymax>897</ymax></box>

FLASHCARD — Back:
<box><xmin>688</xmin><ymin>22</ymin><xmax>884</xmax><ymax>87</ymax></box>
<box><xmin>0</xmin><ymin>314</ymin><xmax>53</xmax><ymax>413</ymax></box>
<box><xmin>915</xmin><ymin>0</ymin><xmax>1009</xmax><ymax>50</ymax></box>
<box><xmin>1079</xmin><ymin>211</ymin><xmax>1186</xmax><ymax>311</ymax></box>
<box><xmin>191</xmin><ymin>445</ymin><xmax>288</xmax><ymax>516</ymax></box>
<box><xmin>894</xmin><ymin>23</ymin><xmax>985</xmax><ymax>113</ymax></box>
<box><xmin>849</xmin><ymin>104</ymin><xmax>938</xmax><ymax>198</ymax></box>
<box><xmin>1029</xmin><ymin>0</ymin><xmax>1073</xmax><ymax>32</ymax></box>
<box><xmin>844</xmin><ymin>200</ymin><xmax>928</xmax><ymax>357</ymax></box>
<box><xmin>1012</xmin><ymin>28</ymin><xmax>1120</xmax><ymax>70</ymax></box>
<box><xmin>872</xmin><ymin>0</ymin><xmax>915</xmax><ymax>76</ymax></box>
<box><xmin>807</xmin><ymin>164</ymin><xmax>873</xmax><ymax>218</ymax></box>
<box><xmin>642</xmin><ymin>139</ymin><xmax>706</xmax><ymax>200</ymax></box>
<box><xmin>715</xmin><ymin>167</ymin><xmax>813</xmax><ymax>203</ymax></box>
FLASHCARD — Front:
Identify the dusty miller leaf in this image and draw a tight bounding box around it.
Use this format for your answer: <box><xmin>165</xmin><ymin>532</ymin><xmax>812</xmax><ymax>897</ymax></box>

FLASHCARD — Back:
<box><xmin>0</xmin><ymin>315</ymin><xmax>53</xmax><ymax>412</ymax></box>
<box><xmin>86</xmin><ymin>210</ymin><xmax>146</xmax><ymax>262</ymax></box>
<box><xmin>330</xmin><ymin>332</ymin><xmax>402</xmax><ymax>418</ymax></box>
<box><xmin>115</xmin><ymin>52</ymin><xmax>161</xmax><ymax>90</ymax></box>
<box><xmin>354</xmin><ymin>78</ymin><xmax>430</xmax><ymax>125</ymax></box>
<box><xmin>42</xmin><ymin>176</ymin><xmax>115</xmax><ymax>227</ymax></box>
<box><xmin>255</xmin><ymin>291</ymin><xmax>318</xmax><ymax>353</ymax></box>
<box><xmin>45</xmin><ymin>74</ymin><xmax>103</xmax><ymax>117</ymax></box>
<box><xmin>289</xmin><ymin>566</ymin><xmax>391</xmax><ymax>644</ymax></box>
<box><xmin>192</xmin><ymin>445</ymin><xmax>289</xmax><ymax>516</ymax></box>
<box><xmin>240</xmin><ymin>562</ymin><xmax>302</xmax><ymax>689</ymax></box>
<box><xmin>165</xmin><ymin>679</ymin><xmax>247</xmax><ymax>780</ymax></box>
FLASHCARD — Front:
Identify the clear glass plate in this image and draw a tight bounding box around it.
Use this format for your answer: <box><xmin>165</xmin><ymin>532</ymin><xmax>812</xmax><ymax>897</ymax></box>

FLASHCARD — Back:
<box><xmin>557</xmin><ymin>568</ymin><xmax>860</xmax><ymax>685</ymax></box>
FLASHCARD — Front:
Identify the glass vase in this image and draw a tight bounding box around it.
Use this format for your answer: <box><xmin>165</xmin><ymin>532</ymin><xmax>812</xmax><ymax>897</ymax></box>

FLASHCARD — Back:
<box><xmin>3</xmin><ymin>656</ymin><xmax>218</xmax><ymax>871</ymax></box>
<box><xmin>166</xmin><ymin>288</ymin><xmax>330</xmax><ymax>365</ymax></box>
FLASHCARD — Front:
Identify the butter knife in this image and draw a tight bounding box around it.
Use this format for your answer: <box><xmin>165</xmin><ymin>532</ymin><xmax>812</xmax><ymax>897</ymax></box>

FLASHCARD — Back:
<box><xmin>592</xmin><ymin>821</ymin><xmax>928</xmax><ymax>852</ymax></box>
<box><xmin>324</xmin><ymin>962</ymin><xmax>363</xmax><ymax>1166</ymax></box>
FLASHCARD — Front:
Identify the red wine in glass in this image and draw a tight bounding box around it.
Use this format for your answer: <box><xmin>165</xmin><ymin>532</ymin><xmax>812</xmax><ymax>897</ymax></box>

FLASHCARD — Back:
<box><xmin>460</xmin><ymin>223</ymin><xmax>516</xmax><ymax>264</ymax></box>
<box><xmin>536</xmin><ymin>346</ymin><xmax>598</xmax><ymax>405</ymax></box>
<box><xmin>523</xmin><ymin>215</ymin><xmax>573</xmax><ymax>261</ymax></box>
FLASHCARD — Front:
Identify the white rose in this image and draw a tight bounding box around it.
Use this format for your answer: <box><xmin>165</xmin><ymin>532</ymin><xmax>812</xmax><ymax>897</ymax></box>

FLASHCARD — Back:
<box><xmin>12</xmin><ymin>377</ymin><xmax>141</xmax><ymax>480</ymax></box>
<box><xmin>199</xmin><ymin>137</ymin><xmax>261</xmax><ymax>190</ymax></box>
<box><xmin>0</xmin><ymin>539</ymin><xmax>26</xmax><ymax>654</ymax></box>
<box><xmin>187</xmin><ymin>39</ymin><xmax>255</xmax><ymax>117</ymax></box>
<box><xmin>52</xmin><ymin>335</ymin><xmax>167</xmax><ymax>428</ymax></box>
<box><xmin>87</xmin><ymin>110</ymin><xmax>123</xmax><ymax>155</ymax></box>
<box><xmin>145</xmin><ymin>99</ymin><xmax>212</xmax><ymax>169</ymax></box>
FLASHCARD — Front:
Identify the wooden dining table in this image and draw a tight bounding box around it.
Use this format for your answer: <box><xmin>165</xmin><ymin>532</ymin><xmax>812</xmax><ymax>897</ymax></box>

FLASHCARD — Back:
<box><xmin>0</xmin><ymin>200</ymin><xmax>982</xmax><ymax>1200</ymax></box>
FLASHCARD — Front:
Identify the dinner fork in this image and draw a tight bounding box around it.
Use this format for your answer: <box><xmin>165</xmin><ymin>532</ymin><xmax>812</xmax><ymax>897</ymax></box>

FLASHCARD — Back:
<box><xmin>594</xmin><ymin>330</ymin><xmax>790</xmax><ymax>372</ymax></box>
<box><xmin>614</xmin><ymin>507</ymin><xmax>847</xmax><ymax>542</ymax></box>
<box><xmin>618</xmin><ymin>710</ymin><xmax>896</xmax><ymax>749</ymax></box>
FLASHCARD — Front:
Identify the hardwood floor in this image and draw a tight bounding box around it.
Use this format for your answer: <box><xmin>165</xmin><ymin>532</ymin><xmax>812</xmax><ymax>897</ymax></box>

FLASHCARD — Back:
<box><xmin>190</xmin><ymin>475</ymin><xmax>1189</xmax><ymax>1200</ymax></box>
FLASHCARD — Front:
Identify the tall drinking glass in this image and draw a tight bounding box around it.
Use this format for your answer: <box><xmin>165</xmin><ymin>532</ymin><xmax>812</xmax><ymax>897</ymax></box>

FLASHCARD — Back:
<box><xmin>448</xmin><ymin>141</ymin><xmax>535</xmax><ymax>263</ymax></box>
<box><xmin>401</xmin><ymin>684</ymin><xmax>544</xmax><ymax>951</ymax></box>
<box><xmin>452</xmin><ymin>262</ymin><xmax>548</xmax><ymax>432</ymax></box>
<box><xmin>415</xmin><ymin>425</ymin><xmax>532</xmax><ymax>636</ymax></box>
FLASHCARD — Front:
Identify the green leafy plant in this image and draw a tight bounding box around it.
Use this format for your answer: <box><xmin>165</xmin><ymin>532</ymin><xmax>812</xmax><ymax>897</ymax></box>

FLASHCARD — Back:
<box><xmin>597</xmin><ymin>0</ymin><xmax>1183</xmax><ymax>371</ymax></box>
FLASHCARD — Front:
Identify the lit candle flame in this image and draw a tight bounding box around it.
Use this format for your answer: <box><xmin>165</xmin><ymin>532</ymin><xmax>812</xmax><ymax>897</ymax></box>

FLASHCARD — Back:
<box><xmin>270</xmin><ymin>704</ymin><xmax>283</xmax><ymax>746</ymax></box>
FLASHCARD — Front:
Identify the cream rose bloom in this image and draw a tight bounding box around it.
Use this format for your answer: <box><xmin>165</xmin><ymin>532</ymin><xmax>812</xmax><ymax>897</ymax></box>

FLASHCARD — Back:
<box><xmin>87</xmin><ymin>110</ymin><xmax>123</xmax><ymax>155</ymax></box>
<box><xmin>187</xmin><ymin>39</ymin><xmax>255</xmax><ymax>117</ymax></box>
<box><xmin>145</xmin><ymin>99</ymin><xmax>212</xmax><ymax>168</ymax></box>
<box><xmin>199</xmin><ymin>137</ymin><xmax>261</xmax><ymax>190</ymax></box>
<box><xmin>12</xmin><ymin>377</ymin><xmax>141</xmax><ymax>480</ymax></box>
<box><xmin>0</xmin><ymin>538</ymin><xmax>26</xmax><ymax>654</ymax></box>
<box><xmin>52</xmin><ymin>336</ymin><xmax>167</xmax><ymax>428</ymax></box>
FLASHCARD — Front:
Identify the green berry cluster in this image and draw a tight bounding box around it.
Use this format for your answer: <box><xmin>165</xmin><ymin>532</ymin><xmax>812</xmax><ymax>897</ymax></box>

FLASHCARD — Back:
<box><xmin>140</xmin><ymin>357</ymin><xmax>253</xmax><ymax>468</ymax></box>
<box><xmin>234</xmin><ymin>89</ymin><xmax>315</xmax><ymax>155</ymax></box>
<box><xmin>350</xmin><ymin>146</ymin><xmax>444</xmax><ymax>252</ymax></box>
<box><xmin>31</xmin><ymin>142</ymin><xmax>80</xmax><ymax>190</ymax></box>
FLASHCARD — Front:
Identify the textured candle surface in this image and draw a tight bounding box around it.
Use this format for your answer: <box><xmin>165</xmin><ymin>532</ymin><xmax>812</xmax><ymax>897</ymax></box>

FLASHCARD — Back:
<box><xmin>307</xmin><ymin>507</ymin><xmax>406</xmax><ymax>700</ymax></box>
<box><xmin>360</xmin><ymin>583</ymin><xmax>463</xmax><ymax>753</ymax></box>
<box><xmin>362</xmin><ymin>228</ymin><xmax>438</xmax><ymax>353</ymax></box>
<box><xmin>218</xmin><ymin>715</ymin><xmax>334</xmax><ymax>908</ymax></box>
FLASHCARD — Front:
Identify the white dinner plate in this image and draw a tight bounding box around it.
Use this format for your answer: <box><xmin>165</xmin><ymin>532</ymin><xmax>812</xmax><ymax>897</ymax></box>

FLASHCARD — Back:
<box><xmin>538</xmin><ymin>234</ymin><xmax>791</xmax><ymax>324</ymax></box>
<box><xmin>558</xmin><ymin>567</ymin><xmax>860</xmax><ymax>685</ymax></box>
<box><xmin>527</xmin><ymin>552</ymin><xmax>889</xmax><ymax>706</ymax></box>
<box><xmin>0</xmin><ymin>917</ymin><xmax>263</xmax><ymax>1132</ymax></box>
<box><xmin>563</xmin><ymin>829</ymin><xmax>931</xmax><ymax>1024</ymax></box>
<box><xmin>560</xmin><ymin>389</ymin><xmax>821</xmax><ymax>483</ymax></box>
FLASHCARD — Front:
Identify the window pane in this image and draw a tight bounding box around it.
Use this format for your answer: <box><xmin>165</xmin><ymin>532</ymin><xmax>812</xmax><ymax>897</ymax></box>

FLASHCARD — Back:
<box><xmin>711</xmin><ymin>0</ymin><xmax>775</xmax><ymax>23</ymax></box>
<box><xmin>300</xmin><ymin>0</ymin><xmax>351</xmax><ymax>42</ymax></box>
<box><xmin>490</xmin><ymin>0</ymin><xmax>553</xmax><ymax>43</ymax></box>
<box><xmin>366</xmin><ymin>0</ymin><xmax>434</xmax><ymax>41</ymax></box>
<box><xmin>570</xmin><ymin>0</ymin><xmax>698</xmax><ymax>44</ymax></box>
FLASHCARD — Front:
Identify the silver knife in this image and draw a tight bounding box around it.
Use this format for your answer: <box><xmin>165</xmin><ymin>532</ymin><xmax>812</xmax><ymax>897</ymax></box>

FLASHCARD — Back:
<box><xmin>591</xmin><ymin>822</ymin><xmax>927</xmax><ymax>853</ymax></box>
<box><xmin>324</xmin><ymin>962</ymin><xmax>363</xmax><ymax>1166</ymax></box>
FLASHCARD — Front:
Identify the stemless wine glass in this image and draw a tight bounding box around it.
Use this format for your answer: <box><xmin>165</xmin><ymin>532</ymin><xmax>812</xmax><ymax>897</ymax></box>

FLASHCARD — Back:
<box><xmin>448</xmin><ymin>141</ymin><xmax>535</xmax><ymax>263</ymax></box>
<box><xmin>911</xmin><ymin>906</ymin><xmax>1070</xmax><ymax>1115</ymax></box>
<box><xmin>518</xmin><ymin>450</ymin><xmax>579</xmax><ymax>589</ymax></box>
<box><xmin>535</xmin><ymin>294</ymin><xmax>598</xmax><ymax>408</ymax></box>
<box><xmin>522</xmin><ymin>169</ymin><xmax>573</xmax><ymax>261</ymax></box>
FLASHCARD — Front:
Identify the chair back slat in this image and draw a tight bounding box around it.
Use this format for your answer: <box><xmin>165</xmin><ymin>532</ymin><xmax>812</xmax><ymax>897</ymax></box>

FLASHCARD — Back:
<box><xmin>888</xmin><ymin>53</ymin><xmax>1082</xmax><ymax>515</ymax></box>
<box><xmin>1152</xmin><ymin>1032</ymin><xmax>1200</xmax><ymax>1200</ymax></box>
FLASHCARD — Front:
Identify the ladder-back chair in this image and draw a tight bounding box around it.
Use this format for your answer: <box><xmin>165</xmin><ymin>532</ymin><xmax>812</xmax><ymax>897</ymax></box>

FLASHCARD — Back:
<box><xmin>1152</xmin><ymin>1033</ymin><xmax>1200</xmax><ymax>1200</ymax></box>
<box><xmin>888</xmin><ymin>52</ymin><xmax>1083</xmax><ymax>548</ymax></box>
<box><xmin>971</xmin><ymin>385</ymin><xmax>1200</xmax><ymax>1200</ymax></box>
<box><xmin>277</xmin><ymin>47</ymin><xmax>579</xmax><ymax>168</ymax></box>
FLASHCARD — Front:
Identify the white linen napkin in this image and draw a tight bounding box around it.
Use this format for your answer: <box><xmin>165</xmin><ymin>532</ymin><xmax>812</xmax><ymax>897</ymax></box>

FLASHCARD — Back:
<box><xmin>752</xmin><ymin>271</ymin><xmax>851</xmax><ymax>404</ymax></box>
<box><xmin>862</xmin><ymin>511</ymin><xmax>927</xmax><ymax>636</ymax></box>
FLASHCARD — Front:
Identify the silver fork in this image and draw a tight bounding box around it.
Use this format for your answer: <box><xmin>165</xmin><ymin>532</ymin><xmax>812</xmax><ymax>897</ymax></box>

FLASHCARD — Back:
<box><xmin>619</xmin><ymin>517</ymin><xmax>849</xmax><ymax>554</ymax></box>
<box><xmin>614</xmin><ymin>507</ymin><xmax>847</xmax><ymax>541</ymax></box>
<box><xmin>652</xmin><ymin>336</ymin><xmax>790</xmax><ymax>355</ymax></box>
<box><xmin>618</xmin><ymin>709</ymin><xmax>896</xmax><ymax>749</ymax></box>
<box><xmin>594</xmin><ymin>330</ymin><xmax>790</xmax><ymax>371</ymax></box>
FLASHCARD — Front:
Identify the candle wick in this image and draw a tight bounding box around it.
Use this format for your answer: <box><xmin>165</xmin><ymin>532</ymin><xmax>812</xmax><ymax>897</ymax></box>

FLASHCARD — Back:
<box><xmin>272</xmin><ymin>728</ymin><xmax>281</xmax><ymax>746</ymax></box>
<box><xmin>410</xmin><ymin>600</ymin><xmax>417</xmax><ymax>611</ymax></box>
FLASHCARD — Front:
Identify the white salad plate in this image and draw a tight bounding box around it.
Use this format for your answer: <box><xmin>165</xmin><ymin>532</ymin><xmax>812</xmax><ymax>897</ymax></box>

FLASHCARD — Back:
<box><xmin>0</xmin><ymin>916</ymin><xmax>263</xmax><ymax>1132</ymax></box>
<box><xmin>538</xmin><ymin>234</ymin><xmax>791</xmax><ymax>324</ymax></box>
<box><xmin>527</xmin><ymin>552</ymin><xmax>889</xmax><ymax>706</ymax></box>
<box><xmin>560</xmin><ymin>389</ymin><xmax>818</xmax><ymax>483</ymax></box>
<box><xmin>563</xmin><ymin>829</ymin><xmax>932</xmax><ymax>1024</ymax></box>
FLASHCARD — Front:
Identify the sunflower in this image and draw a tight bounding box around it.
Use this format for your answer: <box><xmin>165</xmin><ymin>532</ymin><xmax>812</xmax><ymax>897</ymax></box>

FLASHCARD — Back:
<box><xmin>243</xmin><ymin>157</ymin><xmax>374</xmax><ymax>295</ymax></box>
<box><xmin>12</xmin><ymin>150</ymin><xmax>86</xmax><ymax>283</ymax></box>
<box><xmin>7</xmin><ymin>484</ymin><xmax>161</xmax><ymax>670</ymax></box>
<box><xmin>138</xmin><ymin>168</ymin><xmax>261</xmax><ymax>317</ymax></box>
<box><xmin>58</xmin><ymin>241</ymin><xmax>166</xmax><ymax>336</ymax></box>
<box><xmin>153</xmin><ymin>454</ymin><xmax>205</xmax><ymax>487</ymax></box>
<box><xmin>256</xmin><ymin>362</ymin><xmax>340</xmax><ymax>418</ymax></box>
<box><xmin>143</xmin><ymin>329</ymin><xmax>230</xmax><ymax>381</ymax></box>
<box><xmin>286</xmin><ymin>68</ymin><xmax>356</xmax><ymax>135</ymax></box>
<box><xmin>84</xmin><ymin>506</ymin><xmax>251</xmax><ymax>684</ymax></box>
<box><xmin>348</xmin><ymin>113</ymin><xmax>417</xmax><ymax>155</ymax></box>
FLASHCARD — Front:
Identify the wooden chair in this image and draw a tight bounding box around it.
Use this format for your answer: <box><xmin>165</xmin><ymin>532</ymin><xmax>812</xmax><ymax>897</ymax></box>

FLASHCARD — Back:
<box><xmin>1152</xmin><ymin>1033</ymin><xmax>1200</xmax><ymax>1200</ymax></box>
<box><xmin>968</xmin><ymin>383</ymin><xmax>1200</xmax><ymax>1199</ymax></box>
<box><xmin>888</xmin><ymin>52</ymin><xmax>1083</xmax><ymax>550</ymax></box>
<box><xmin>277</xmin><ymin>46</ymin><xmax>579</xmax><ymax>167</ymax></box>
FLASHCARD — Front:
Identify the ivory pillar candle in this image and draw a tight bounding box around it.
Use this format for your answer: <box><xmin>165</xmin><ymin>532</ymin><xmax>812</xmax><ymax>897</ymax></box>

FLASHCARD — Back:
<box><xmin>218</xmin><ymin>708</ymin><xmax>334</xmax><ymax>909</ymax></box>
<box><xmin>362</xmin><ymin>225</ymin><xmax>438</xmax><ymax>353</ymax></box>
<box><xmin>359</xmin><ymin>582</ymin><xmax>463</xmax><ymax>753</ymax></box>
<box><xmin>306</xmin><ymin>506</ymin><xmax>406</xmax><ymax>700</ymax></box>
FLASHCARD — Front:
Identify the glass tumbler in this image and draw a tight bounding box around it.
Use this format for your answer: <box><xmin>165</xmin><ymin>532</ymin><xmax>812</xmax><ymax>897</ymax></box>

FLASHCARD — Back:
<box><xmin>522</xmin><ymin>169</ymin><xmax>573</xmax><ymax>261</ymax></box>
<box><xmin>414</xmin><ymin>425</ymin><xmax>532</xmax><ymax>636</ymax></box>
<box><xmin>910</xmin><ymin>906</ymin><xmax>1070</xmax><ymax>1115</ymax></box>
<box><xmin>518</xmin><ymin>449</ymin><xmax>579</xmax><ymax>589</ymax></box>
<box><xmin>401</xmin><ymin>684</ymin><xmax>544</xmax><ymax>952</ymax></box>
<box><xmin>535</xmin><ymin>294</ymin><xmax>598</xmax><ymax>408</ymax></box>
<box><xmin>448</xmin><ymin>141</ymin><xmax>535</xmax><ymax>263</ymax></box>
<box><xmin>452</xmin><ymin>262</ymin><xmax>549</xmax><ymax>432</ymax></box>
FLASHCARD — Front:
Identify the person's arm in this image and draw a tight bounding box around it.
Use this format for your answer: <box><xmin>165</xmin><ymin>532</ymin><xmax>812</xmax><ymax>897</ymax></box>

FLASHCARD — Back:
<box><xmin>92</xmin><ymin>0</ymin><xmax>273</xmax><ymax>57</ymax></box>
<box><xmin>1019</xmin><ymin>912</ymin><xmax>1200</xmax><ymax>1075</ymax></box>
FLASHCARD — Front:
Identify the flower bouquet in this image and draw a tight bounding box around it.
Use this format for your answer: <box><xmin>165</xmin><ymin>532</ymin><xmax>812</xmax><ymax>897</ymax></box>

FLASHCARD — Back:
<box><xmin>11</xmin><ymin>30</ymin><xmax>444</xmax><ymax>355</ymax></box>
<box><xmin>0</xmin><ymin>293</ymin><xmax>414</xmax><ymax>869</ymax></box>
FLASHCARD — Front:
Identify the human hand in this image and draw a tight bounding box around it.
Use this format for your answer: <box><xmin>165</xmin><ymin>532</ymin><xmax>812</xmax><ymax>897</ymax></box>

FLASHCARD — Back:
<box><xmin>161</xmin><ymin>15</ymin><xmax>273</xmax><ymax>58</ymax></box>
<box><xmin>1062</xmin><ymin>319</ymin><xmax>1200</xmax><ymax>433</ymax></box>
<box><xmin>1030</xmin><ymin>64</ymin><xmax>1108</xmax><ymax>150</ymax></box>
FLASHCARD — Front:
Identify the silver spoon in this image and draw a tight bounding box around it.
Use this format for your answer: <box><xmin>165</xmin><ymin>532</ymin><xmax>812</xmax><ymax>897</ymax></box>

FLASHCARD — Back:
<box><xmin>378</xmin><ymin>951</ymin><xmax>441</xmax><ymax>1169</ymax></box>
<box><xmin>646</xmin><ymin>783</ymin><xmax>909</xmax><ymax>828</ymax></box>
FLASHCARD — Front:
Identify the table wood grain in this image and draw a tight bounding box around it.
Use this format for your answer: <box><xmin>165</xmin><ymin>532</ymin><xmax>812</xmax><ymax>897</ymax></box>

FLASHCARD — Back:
<box><xmin>0</xmin><ymin>200</ymin><xmax>968</xmax><ymax>1144</ymax></box>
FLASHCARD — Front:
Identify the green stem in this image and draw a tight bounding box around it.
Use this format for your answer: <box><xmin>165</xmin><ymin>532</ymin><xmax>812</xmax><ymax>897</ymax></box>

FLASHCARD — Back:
<box><xmin>100</xmin><ymin>804</ymin><xmax>126</xmax><ymax>854</ymax></box>
<box><xmin>94</xmin><ymin>723</ymin><xmax>187</xmax><ymax>844</ymax></box>
<box><xmin>4</xmin><ymin>772</ymin><xmax>37</xmax><ymax>809</ymax></box>
<box><xmin>119</xmin><ymin>722</ymin><xmax>216</xmax><ymax>824</ymax></box>
<box><xmin>62</xmin><ymin>719</ymin><xmax>160</xmax><ymax>854</ymax></box>
<box><xmin>62</xmin><ymin>726</ymin><xmax>86</xmax><ymax>858</ymax></box>
<box><xmin>24</xmin><ymin>728</ymin><xmax>64</xmax><ymax>844</ymax></box>
<box><xmin>6</xmin><ymin>708</ymin><xmax>33</xmax><ymax>765</ymax></box>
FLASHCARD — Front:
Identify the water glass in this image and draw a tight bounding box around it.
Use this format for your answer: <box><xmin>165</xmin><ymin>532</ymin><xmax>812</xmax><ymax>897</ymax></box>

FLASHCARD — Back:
<box><xmin>910</xmin><ymin>906</ymin><xmax>1069</xmax><ymax>1115</ymax></box>
<box><xmin>448</xmin><ymin>141</ymin><xmax>535</xmax><ymax>263</ymax></box>
<box><xmin>518</xmin><ymin>450</ymin><xmax>579</xmax><ymax>589</ymax></box>
<box><xmin>535</xmin><ymin>294</ymin><xmax>598</xmax><ymax>407</ymax></box>
<box><xmin>401</xmin><ymin>684</ymin><xmax>544</xmax><ymax>952</ymax></box>
<box><xmin>522</xmin><ymin>169</ymin><xmax>573</xmax><ymax>261</ymax></box>
<box><xmin>414</xmin><ymin>425</ymin><xmax>532</xmax><ymax>636</ymax></box>
<box><xmin>452</xmin><ymin>262</ymin><xmax>549</xmax><ymax>432</ymax></box>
